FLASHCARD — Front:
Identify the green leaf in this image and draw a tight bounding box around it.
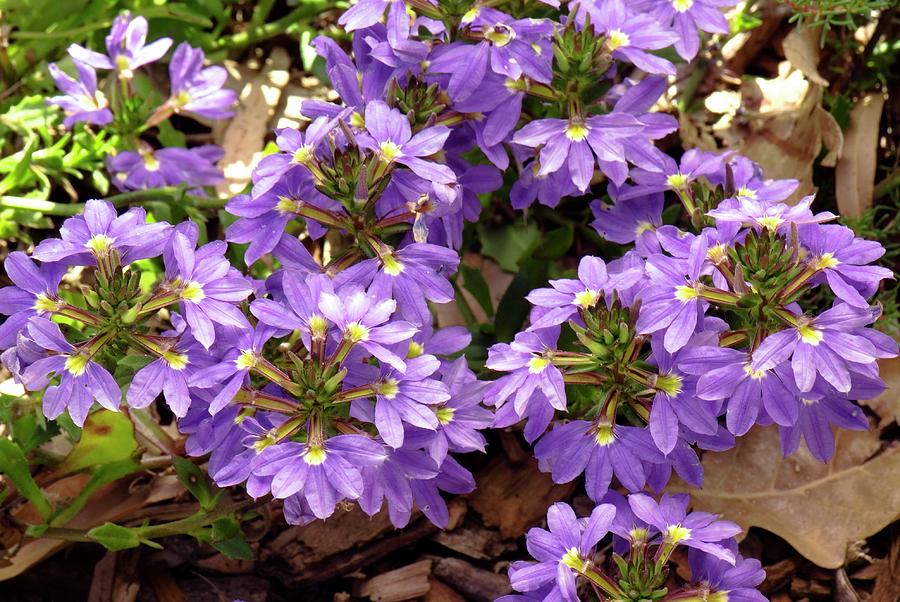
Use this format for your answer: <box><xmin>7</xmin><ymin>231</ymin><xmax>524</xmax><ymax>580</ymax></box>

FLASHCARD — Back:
<box><xmin>58</xmin><ymin>410</ymin><xmax>138</xmax><ymax>474</ymax></box>
<box><xmin>459</xmin><ymin>264</ymin><xmax>494</xmax><ymax>318</ymax></box>
<box><xmin>113</xmin><ymin>355</ymin><xmax>154</xmax><ymax>388</ymax></box>
<box><xmin>209</xmin><ymin>518</ymin><xmax>253</xmax><ymax>560</ymax></box>
<box><xmin>0</xmin><ymin>438</ymin><xmax>53</xmax><ymax>521</ymax></box>
<box><xmin>534</xmin><ymin>225</ymin><xmax>573</xmax><ymax>259</ymax></box>
<box><xmin>494</xmin><ymin>258</ymin><xmax>550</xmax><ymax>341</ymax></box>
<box><xmin>477</xmin><ymin>222</ymin><xmax>540</xmax><ymax>272</ymax></box>
<box><xmin>87</xmin><ymin>522</ymin><xmax>141</xmax><ymax>551</ymax></box>
<box><xmin>173</xmin><ymin>457</ymin><xmax>214</xmax><ymax>510</ymax></box>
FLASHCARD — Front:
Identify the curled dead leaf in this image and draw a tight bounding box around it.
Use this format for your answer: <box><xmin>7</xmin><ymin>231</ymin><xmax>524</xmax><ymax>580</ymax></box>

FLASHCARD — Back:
<box><xmin>835</xmin><ymin>93</ymin><xmax>886</xmax><ymax>217</ymax></box>
<box><xmin>670</xmin><ymin>426</ymin><xmax>900</xmax><ymax>569</ymax></box>
<box><xmin>782</xmin><ymin>26</ymin><xmax>828</xmax><ymax>87</ymax></box>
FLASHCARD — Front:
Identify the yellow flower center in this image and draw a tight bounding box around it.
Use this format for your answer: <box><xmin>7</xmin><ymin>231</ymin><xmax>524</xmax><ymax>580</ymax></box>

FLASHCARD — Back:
<box><xmin>377</xmin><ymin>377</ymin><xmax>400</xmax><ymax>399</ymax></box>
<box><xmin>672</xmin><ymin>0</ymin><xmax>694</xmax><ymax>12</ymax></box>
<box><xmin>162</xmin><ymin>351</ymin><xmax>189</xmax><ymax>370</ymax></box>
<box><xmin>436</xmin><ymin>406</ymin><xmax>455</xmax><ymax>425</ymax></box>
<box><xmin>656</xmin><ymin>373</ymin><xmax>683</xmax><ymax>396</ymax></box>
<box><xmin>743</xmin><ymin>364</ymin><xmax>766</xmax><ymax>380</ymax></box>
<box><xmin>574</xmin><ymin>289</ymin><xmax>599</xmax><ymax>308</ymax></box>
<box><xmin>674</xmin><ymin>285</ymin><xmax>700</xmax><ymax>302</ymax></box>
<box><xmin>735</xmin><ymin>186</ymin><xmax>756</xmax><ymax>199</ymax></box>
<box><xmin>292</xmin><ymin>145</ymin><xmax>313</xmax><ymax>164</ymax></box>
<box><xmin>276</xmin><ymin>196</ymin><xmax>301</xmax><ymax>213</ymax></box>
<box><xmin>667</xmin><ymin>524</ymin><xmax>692</xmax><ymax>543</ymax></box>
<box><xmin>635</xmin><ymin>221</ymin><xmax>655</xmax><ymax>236</ymax></box>
<box><xmin>143</xmin><ymin>153</ymin><xmax>161</xmax><ymax>172</ymax></box>
<box><xmin>565</xmin><ymin>123</ymin><xmax>590</xmax><ymax>142</ymax></box>
<box><xmin>304</xmin><ymin>445</ymin><xmax>327</xmax><ymax>465</ymax></box>
<box><xmin>235</xmin><ymin>349</ymin><xmax>258</xmax><ymax>370</ymax></box>
<box><xmin>350</xmin><ymin>112</ymin><xmax>366</xmax><ymax>129</ymax></box>
<box><xmin>561</xmin><ymin>547</ymin><xmax>585</xmax><ymax>571</ymax></box>
<box><xmin>175</xmin><ymin>90</ymin><xmax>192</xmax><ymax>107</ymax></box>
<box><xmin>65</xmin><ymin>354</ymin><xmax>89</xmax><ymax>376</ymax></box>
<box><xmin>85</xmin><ymin>234</ymin><xmax>114</xmax><ymax>255</ymax></box>
<box><xmin>527</xmin><ymin>356</ymin><xmax>551</xmax><ymax>374</ymax></box>
<box><xmin>485</xmin><ymin>23</ymin><xmax>515</xmax><ymax>47</ymax></box>
<box><xmin>309</xmin><ymin>314</ymin><xmax>329</xmax><ymax>338</ymax></box>
<box><xmin>181</xmin><ymin>281</ymin><xmax>206</xmax><ymax>303</ymax></box>
<box><xmin>797</xmin><ymin>325</ymin><xmax>823</xmax><ymax>345</ymax></box>
<box><xmin>345</xmin><ymin>322</ymin><xmax>370</xmax><ymax>342</ymax></box>
<box><xmin>756</xmin><ymin>216</ymin><xmax>783</xmax><ymax>231</ymax></box>
<box><xmin>381</xmin><ymin>253</ymin><xmax>405</xmax><ymax>276</ymax></box>
<box><xmin>607</xmin><ymin>29</ymin><xmax>630</xmax><ymax>50</ymax></box>
<box><xmin>595</xmin><ymin>425</ymin><xmax>615</xmax><ymax>446</ymax></box>
<box><xmin>630</xmin><ymin>527</ymin><xmax>649</xmax><ymax>543</ymax></box>
<box><xmin>801</xmin><ymin>397</ymin><xmax>818</xmax><ymax>406</ymax></box>
<box><xmin>707</xmin><ymin>244</ymin><xmax>727</xmax><ymax>262</ymax></box>
<box><xmin>814</xmin><ymin>253</ymin><xmax>840</xmax><ymax>270</ymax></box>
<box><xmin>33</xmin><ymin>293</ymin><xmax>60</xmax><ymax>313</ymax></box>
<box><xmin>667</xmin><ymin>173</ymin><xmax>688</xmax><ymax>188</ymax></box>
<box><xmin>461</xmin><ymin>6</ymin><xmax>480</xmax><ymax>23</ymax></box>
<box><xmin>379</xmin><ymin>141</ymin><xmax>404</xmax><ymax>161</ymax></box>
<box><xmin>408</xmin><ymin>341</ymin><xmax>424</xmax><ymax>359</ymax></box>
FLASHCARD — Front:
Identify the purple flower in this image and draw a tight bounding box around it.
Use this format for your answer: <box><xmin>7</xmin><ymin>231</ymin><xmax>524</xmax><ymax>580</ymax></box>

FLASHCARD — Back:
<box><xmin>526</xmin><ymin>255</ymin><xmax>643</xmax><ymax>329</ymax></box>
<box><xmin>512</xmin><ymin>113</ymin><xmax>643</xmax><ymax>191</ymax></box>
<box><xmin>251</xmin><ymin>117</ymin><xmax>340</xmax><ymax>196</ymax></box>
<box><xmin>162</xmin><ymin>230</ymin><xmax>253</xmax><ymax>349</ymax></box>
<box><xmin>127</xmin><ymin>331</ymin><xmax>203</xmax><ymax>418</ymax></box>
<box><xmin>678</xmin><ymin>346</ymin><xmax>799</xmax><ymax>435</ymax></box>
<box><xmin>334</xmin><ymin>242</ymin><xmax>459</xmax><ymax>326</ymax></box>
<box><xmin>358</xmin><ymin>101</ymin><xmax>456</xmax><ymax>184</ymax></box>
<box><xmin>226</xmin><ymin>169</ymin><xmax>344</xmax><ymax>263</ymax></box>
<box><xmin>591</xmin><ymin>189</ymin><xmax>664</xmax><ymax>256</ymax></box>
<box><xmin>799</xmin><ymin>224</ymin><xmax>894</xmax><ymax>308</ymax></box>
<box><xmin>47</xmin><ymin>62</ymin><xmax>113</xmax><ymax>128</ymax></box>
<box><xmin>688</xmin><ymin>548</ymin><xmax>767</xmax><ymax>602</ymax></box>
<box><xmin>107</xmin><ymin>145</ymin><xmax>224</xmax><ymax>191</ymax></box>
<box><xmin>318</xmin><ymin>287</ymin><xmax>418</xmax><ymax>371</ymax></box>
<box><xmin>429</xmin><ymin>13</ymin><xmax>552</xmax><ymax>101</ymax></box>
<box><xmin>32</xmin><ymin>199</ymin><xmax>171</xmax><ymax>267</ymax></box>
<box><xmin>68</xmin><ymin>13</ymin><xmax>172</xmax><ymax>78</ymax></box>
<box><xmin>751</xmin><ymin>303</ymin><xmax>885</xmax><ymax>393</ymax></box>
<box><xmin>578</xmin><ymin>0</ymin><xmax>680</xmax><ymax>75</ymax></box>
<box><xmin>712</xmin><ymin>155</ymin><xmax>799</xmax><ymax>203</ymax></box>
<box><xmin>627</xmin><ymin>148</ymin><xmax>726</xmax><ymax>199</ymax></box>
<box><xmin>167</xmin><ymin>42</ymin><xmax>235</xmax><ymax>119</ymax></box>
<box><xmin>707</xmin><ymin>195</ymin><xmax>836</xmax><ymax>234</ymax></box>
<box><xmin>20</xmin><ymin>318</ymin><xmax>121</xmax><ymax>426</ymax></box>
<box><xmin>535</xmin><ymin>420</ymin><xmax>661</xmax><ymax>501</ymax></box>
<box><xmin>510</xmin><ymin>158</ymin><xmax>579</xmax><ymax>210</ymax></box>
<box><xmin>778</xmin><ymin>376</ymin><xmax>870</xmax><ymax>462</ymax></box>
<box><xmin>347</xmin><ymin>355</ymin><xmax>451</xmax><ymax>448</ymax></box>
<box><xmin>636</xmin><ymin>236</ymin><xmax>710</xmax><ymax>352</ymax></box>
<box><xmin>422</xmin><ymin>357</ymin><xmax>492</xmax><ymax>463</ymax></box>
<box><xmin>508</xmin><ymin>502</ymin><xmax>616</xmax><ymax>601</ymax></box>
<box><xmin>484</xmin><ymin>328</ymin><xmax>566</xmax><ymax>415</ymax></box>
<box><xmin>631</xmin><ymin>0</ymin><xmax>736</xmax><ymax>60</ymax></box>
<box><xmin>626</xmin><ymin>492</ymin><xmax>741</xmax><ymax>563</ymax></box>
<box><xmin>250</xmin><ymin>434</ymin><xmax>387</xmax><ymax>519</ymax></box>
<box><xmin>0</xmin><ymin>253</ymin><xmax>67</xmax><ymax>349</ymax></box>
<box><xmin>338</xmin><ymin>0</ymin><xmax>426</xmax><ymax>32</ymax></box>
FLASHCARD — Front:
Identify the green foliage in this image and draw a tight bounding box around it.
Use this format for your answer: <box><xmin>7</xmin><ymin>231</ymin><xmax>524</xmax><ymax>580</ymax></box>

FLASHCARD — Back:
<box><xmin>783</xmin><ymin>0</ymin><xmax>892</xmax><ymax>38</ymax></box>
<box><xmin>0</xmin><ymin>438</ymin><xmax>53</xmax><ymax>521</ymax></box>
<box><xmin>57</xmin><ymin>410</ymin><xmax>139</xmax><ymax>473</ymax></box>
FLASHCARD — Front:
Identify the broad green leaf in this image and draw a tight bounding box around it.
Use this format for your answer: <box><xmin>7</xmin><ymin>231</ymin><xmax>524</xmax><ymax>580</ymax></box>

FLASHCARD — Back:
<box><xmin>477</xmin><ymin>222</ymin><xmax>540</xmax><ymax>272</ymax></box>
<box><xmin>57</xmin><ymin>410</ymin><xmax>138</xmax><ymax>474</ymax></box>
<box><xmin>88</xmin><ymin>522</ymin><xmax>141</xmax><ymax>551</ymax></box>
<box><xmin>0</xmin><ymin>438</ymin><xmax>53</xmax><ymax>521</ymax></box>
<box><xmin>173</xmin><ymin>457</ymin><xmax>214</xmax><ymax>510</ymax></box>
<box><xmin>459</xmin><ymin>264</ymin><xmax>494</xmax><ymax>318</ymax></box>
<box><xmin>208</xmin><ymin>517</ymin><xmax>253</xmax><ymax>560</ymax></box>
<box><xmin>494</xmin><ymin>258</ymin><xmax>550</xmax><ymax>341</ymax></box>
<box><xmin>534</xmin><ymin>225</ymin><xmax>574</xmax><ymax>259</ymax></box>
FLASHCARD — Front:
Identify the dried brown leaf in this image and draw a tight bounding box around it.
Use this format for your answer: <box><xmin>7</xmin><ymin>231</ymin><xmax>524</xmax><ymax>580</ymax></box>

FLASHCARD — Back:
<box><xmin>835</xmin><ymin>93</ymin><xmax>887</xmax><ymax>217</ymax></box>
<box><xmin>357</xmin><ymin>559</ymin><xmax>432</xmax><ymax>602</ymax></box>
<box><xmin>782</xmin><ymin>26</ymin><xmax>828</xmax><ymax>86</ymax></box>
<box><xmin>860</xmin><ymin>358</ymin><xmax>900</xmax><ymax>428</ymax></box>
<box><xmin>670</xmin><ymin>427</ymin><xmax>900</xmax><ymax>568</ymax></box>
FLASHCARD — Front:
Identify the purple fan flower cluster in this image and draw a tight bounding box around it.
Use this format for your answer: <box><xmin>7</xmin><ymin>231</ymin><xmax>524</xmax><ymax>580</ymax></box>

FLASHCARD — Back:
<box><xmin>502</xmin><ymin>493</ymin><xmax>761</xmax><ymax>602</ymax></box>
<box><xmin>47</xmin><ymin>12</ymin><xmax>235</xmax><ymax>192</ymax></box>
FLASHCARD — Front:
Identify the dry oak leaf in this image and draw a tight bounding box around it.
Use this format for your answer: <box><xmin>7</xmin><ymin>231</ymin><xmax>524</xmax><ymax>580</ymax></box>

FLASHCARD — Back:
<box><xmin>835</xmin><ymin>93</ymin><xmax>886</xmax><ymax>218</ymax></box>
<box><xmin>670</xmin><ymin>426</ymin><xmax>900</xmax><ymax>569</ymax></box>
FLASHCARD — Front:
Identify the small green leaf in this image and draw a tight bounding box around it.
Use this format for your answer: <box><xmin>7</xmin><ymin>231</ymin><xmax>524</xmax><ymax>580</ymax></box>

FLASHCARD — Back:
<box><xmin>209</xmin><ymin>518</ymin><xmax>253</xmax><ymax>560</ymax></box>
<box><xmin>58</xmin><ymin>410</ymin><xmax>138</xmax><ymax>474</ymax></box>
<box><xmin>459</xmin><ymin>264</ymin><xmax>494</xmax><ymax>318</ymax></box>
<box><xmin>173</xmin><ymin>457</ymin><xmax>214</xmax><ymax>510</ymax></box>
<box><xmin>477</xmin><ymin>222</ymin><xmax>540</xmax><ymax>272</ymax></box>
<box><xmin>88</xmin><ymin>522</ymin><xmax>141</xmax><ymax>551</ymax></box>
<box><xmin>0</xmin><ymin>438</ymin><xmax>53</xmax><ymax>521</ymax></box>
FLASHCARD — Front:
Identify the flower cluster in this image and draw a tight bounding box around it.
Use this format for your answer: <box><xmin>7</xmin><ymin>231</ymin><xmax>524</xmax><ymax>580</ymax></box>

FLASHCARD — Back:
<box><xmin>501</xmin><ymin>493</ymin><xmax>764</xmax><ymax>602</ymax></box>
<box><xmin>48</xmin><ymin>12</ymin><xmax>235</xmax><ymax>192</ymax></box>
